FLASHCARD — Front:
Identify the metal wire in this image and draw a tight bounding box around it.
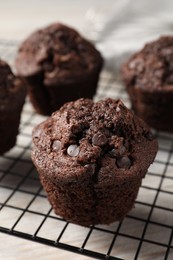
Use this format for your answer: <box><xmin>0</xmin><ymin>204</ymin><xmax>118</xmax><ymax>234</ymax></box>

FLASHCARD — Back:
<box><xmin>0</xmin><ymin>41</ymin><xmax>173</xmax><ymax>260</ymax></box>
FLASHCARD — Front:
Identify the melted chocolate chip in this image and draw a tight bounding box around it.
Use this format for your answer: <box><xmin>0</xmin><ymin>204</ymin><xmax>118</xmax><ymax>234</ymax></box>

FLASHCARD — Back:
<box><xmin>52</xmin><ymin>140</ymin><xmax>61</xmax><ymax>152</ymax></box>
<box><xmin>67</xmin><ymin>144</ymin><xmax>80</xmax><ymax>157</ymax></box>
<box><xmin>116</xmin><ymin>156</ymin><xmax>131</xmax><ymax>169</ymax></box>
<box><xmin>92</xmin><ymin>133</ymin><xmax>107</xmax><ymax>146</ymax></box>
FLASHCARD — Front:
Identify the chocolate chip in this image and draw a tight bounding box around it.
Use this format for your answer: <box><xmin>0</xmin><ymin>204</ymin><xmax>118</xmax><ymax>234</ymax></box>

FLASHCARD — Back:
<box><xmin>92</xmin><ymin>133</ymin><xmax>107</xmax><ymax>146</ymax></box>
<box><xmin>109</xmin><ymin>145</ymin><xmax>126</xmax><ymax>158</ymax></box>
<box><xmin>108</xmin><ymin>149</ymin><xmax>116</xmax><ymax>157</ymax></box>
<box><xmin>116</xmin><ymin>156</ymin><xmax>131</xmax><ymax>169</ymax></box>
<box><xmin>129</xmin><ymin>58</ymin><xmax>144</xmax><ymax>72</ymax></box>
<box><xmin>52</xmin><ymin>140</ymin><xmax>61</xmax><ymax>152</ymax></box>
<box><xmin>67</xmin><ymin>144</ymin><xmax>80</xmax><ymax>157</ymax></box>
<box><xmin>84</xmin><ymin>164</ymin><xmax>96</xmax><ymax>175</ymax></box>
<box><xmin>146</xmin><ymin>132</ymin><xmax>154</xmax><ymax>141</ymax></box>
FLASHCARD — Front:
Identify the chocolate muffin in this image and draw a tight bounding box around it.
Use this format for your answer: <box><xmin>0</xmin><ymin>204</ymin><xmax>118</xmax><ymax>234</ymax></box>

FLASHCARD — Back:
<box><xmin>31</xmin><ymin>98</ymin><xmax>157</xmax><ymax>226</ymax></box>
<box><xmin>0</xmin><ymin>59</ymin><xmax>26</xmax><ymax>155</ymax></box>
<box><xmin>121</xmin><ymin>36</ymin><xmax>173</xmax><ymax>132</ymax></box>
<box><xmin>15</xmin><ymin>23</ymin><xmax>103</xmax><ymax>116</ymax></box>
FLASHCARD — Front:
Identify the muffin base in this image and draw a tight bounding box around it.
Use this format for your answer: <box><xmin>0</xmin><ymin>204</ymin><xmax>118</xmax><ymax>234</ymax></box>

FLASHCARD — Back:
<box><xmin>0</xmin><ymin>113</ymin><xmax>22</xmax><ymax>155</ymax></box>
<box><xmin>26</xmin><ymin>71</ymin><xmax>101</xmax><ymax>116</ymax></box>
<box><xmin>127</xmin><ymin>87</ymin><xmax>173</xmax><ymax>132</ymax></box>
<box><xmin>40</xmin><ymin>173</ymin><xmax>142</xmax><ymax>226</ymax></box>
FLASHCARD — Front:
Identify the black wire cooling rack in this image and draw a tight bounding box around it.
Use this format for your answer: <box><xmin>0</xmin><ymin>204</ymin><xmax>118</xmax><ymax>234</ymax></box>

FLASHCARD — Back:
<box><xmin>0</xmin><ymin>40</ymin><xmax>173</xmax><ymax>260</ymax></box>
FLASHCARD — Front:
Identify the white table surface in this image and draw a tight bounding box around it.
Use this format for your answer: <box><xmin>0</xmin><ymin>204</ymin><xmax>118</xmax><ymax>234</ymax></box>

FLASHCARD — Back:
<box><xmin>0</xmin><ymin>233</ymin><xmax>93</xmax><ymax>260</ymax></box>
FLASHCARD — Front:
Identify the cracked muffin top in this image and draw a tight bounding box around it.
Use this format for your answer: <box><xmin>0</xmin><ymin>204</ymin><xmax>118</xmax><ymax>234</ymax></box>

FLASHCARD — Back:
<box><xmin>15</xmin><ymin>23</ymin><xmax>103</xmax><ymax>85</ymax></box>
<box><xmin>32</xmin><ymin>98</ymin><xmax>158</xmax><ymax>184</ymax></box>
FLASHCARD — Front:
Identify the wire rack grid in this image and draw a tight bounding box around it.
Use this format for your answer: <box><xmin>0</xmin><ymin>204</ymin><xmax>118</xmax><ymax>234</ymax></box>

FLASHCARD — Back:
<box><xmin>0</xmin><ymin>40</ymin><xmax>173</xmax><ymax>260</ymax></box>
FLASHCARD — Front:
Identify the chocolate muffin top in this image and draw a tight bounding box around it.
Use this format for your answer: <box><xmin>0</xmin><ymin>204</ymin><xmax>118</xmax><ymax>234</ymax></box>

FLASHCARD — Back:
<box><xmin>32</xmin><ymin>98</ymin><xmax>158</xmax><ymax>184</ymax></box>
<box><xmin>121</xmin><ymin>36</ymin><xmax>173</xmax><ymax>91</ymax></box>
<box><xmin>15</xmin><ymin>23</ymin><xmax>103</xmax><ymax>85</ymax></box>
<box><xmin>0</xmin><ymin>59</ymin><xmax>26</xmax><ymax>111</ymax></box>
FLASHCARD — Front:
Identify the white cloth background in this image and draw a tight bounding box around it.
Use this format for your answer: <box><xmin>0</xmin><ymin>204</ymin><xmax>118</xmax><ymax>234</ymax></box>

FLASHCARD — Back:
<box><xmin>85</xmin><ymin>0</ymin><xmax>173</xmax><ymax>72</ymax></box>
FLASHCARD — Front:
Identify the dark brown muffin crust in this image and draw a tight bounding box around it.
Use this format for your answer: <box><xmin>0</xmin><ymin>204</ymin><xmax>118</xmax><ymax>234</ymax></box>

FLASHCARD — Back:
<box><xmin>121</xmin><ymin>36</ymin><xmax>173</xmax><ymax>132</ymax></box>
<box><xmin>15</xmin><ymin>23</ymin><xmax>103</xmax><ymax>115</ymax></box>
<box><xmin>0</xmin><ymin>59</ymin><xmax>26</xmax><ymax>154</ymax></box>
<box><xmin>32</xmin><ymin>98</ymin><xmax>158</xmax><ymax>226</ymax></box>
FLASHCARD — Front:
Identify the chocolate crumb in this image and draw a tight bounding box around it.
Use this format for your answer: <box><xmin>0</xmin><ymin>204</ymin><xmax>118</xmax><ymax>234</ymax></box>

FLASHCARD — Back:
<box><xmin>92</xmin><ymin>133</ymin><xmax>107</xmax><ymax>146</ymax></box>
<box><xmin>116</xmin><ymin>106</ymin><xmax>120</xmax><ymax>112</ymax></box>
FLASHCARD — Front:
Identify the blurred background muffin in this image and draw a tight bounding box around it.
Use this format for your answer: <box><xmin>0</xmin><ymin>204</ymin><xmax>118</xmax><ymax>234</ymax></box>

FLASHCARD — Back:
<box><xmin>0</xmin><ymin>59</ymin><xmax>26</xmax><ymax>154</ymax></box>
<box><xmin>15</xmin><ymin>23</ymin><xmax>103</xmax><ymax>115</ymax></box>
<box><xmin>121</xmin><ymin>36</ymin><xmax>173</xmax><ymax>132</ymax></box>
